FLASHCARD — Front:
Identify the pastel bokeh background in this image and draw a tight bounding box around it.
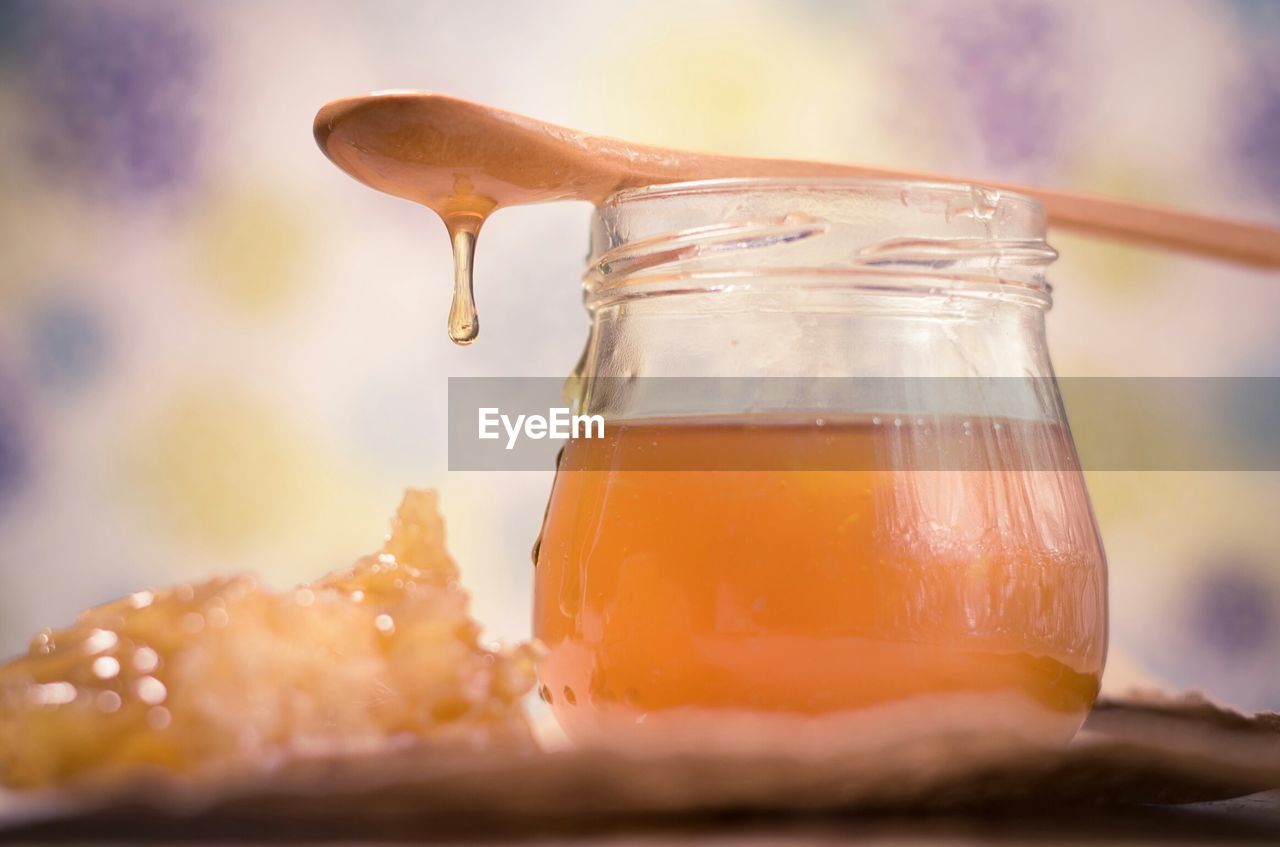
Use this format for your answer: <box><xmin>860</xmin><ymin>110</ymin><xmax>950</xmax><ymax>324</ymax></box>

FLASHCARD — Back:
<box><xmin>0</xmin><ymin>0</ymin><xmax>1277</xmax><ymax>709</ymax></box>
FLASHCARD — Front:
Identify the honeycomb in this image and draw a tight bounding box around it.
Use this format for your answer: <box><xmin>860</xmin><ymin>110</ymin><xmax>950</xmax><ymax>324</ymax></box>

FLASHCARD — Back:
<box><xmin>0</xmin><ymin>490</ymin><xmax>540</xmax><ymax>788</ymax></box>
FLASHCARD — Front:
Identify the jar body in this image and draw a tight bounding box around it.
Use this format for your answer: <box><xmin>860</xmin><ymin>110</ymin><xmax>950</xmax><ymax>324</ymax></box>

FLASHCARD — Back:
<box><xmin>533</xmin><ymin>180</ymin><xmax>1107</xmax><ymax>753</ymax></box>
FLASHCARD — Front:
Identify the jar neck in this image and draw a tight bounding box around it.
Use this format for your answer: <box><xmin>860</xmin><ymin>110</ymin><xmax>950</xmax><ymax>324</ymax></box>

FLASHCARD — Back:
<box><xmin>574</xmin><ymin>179</ymin><xmax>1063</xmax><ymax>421</ymax></box>
<box><xmin>575</xmin><ymin>294</ymin><xmax>1061</xmax><ymax>422</ymax></box>
<box><xmin>583</xmin><ymin>290</ymin><xmax>1054</xmax><ymax>381</ymax></box>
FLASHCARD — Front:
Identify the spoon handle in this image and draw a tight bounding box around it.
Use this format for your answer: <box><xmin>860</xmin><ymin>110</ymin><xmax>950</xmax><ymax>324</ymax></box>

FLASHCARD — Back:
<box><xmin>805</xmin><ymin>163</ymin><xmax>1280</xmax><ymax>269</ymax></box>
<box><xmin>688</xmin><ymin>156</ymin><xmax>1280</xmax><ymax>268</ymax></box>
<box><xmin>1025</xmin><ymin>187</ymin><xmax>1280</xmax><ymax>269</ymax></box>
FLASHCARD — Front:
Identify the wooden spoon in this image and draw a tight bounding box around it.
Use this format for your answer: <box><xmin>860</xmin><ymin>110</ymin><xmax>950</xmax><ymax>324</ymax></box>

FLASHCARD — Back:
<box><xmin>315</xmin><ymin>91</ymin><xmax>1280</xmax><ymax>269</ymax></box>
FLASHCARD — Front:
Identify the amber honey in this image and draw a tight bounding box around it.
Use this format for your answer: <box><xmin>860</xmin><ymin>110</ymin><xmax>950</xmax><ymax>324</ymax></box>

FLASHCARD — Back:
<box><xmin>534</xmin><ymin>415</ymin><xmax>1107</xmax><ymax>751</ymax></box>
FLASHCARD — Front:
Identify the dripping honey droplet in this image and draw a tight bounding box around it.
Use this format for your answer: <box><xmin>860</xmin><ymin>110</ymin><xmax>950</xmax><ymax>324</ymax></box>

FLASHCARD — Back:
<box><xmin>447</xmin><ymin>221</ymin><xmax>479</xmax><ymax>346</ymax></box>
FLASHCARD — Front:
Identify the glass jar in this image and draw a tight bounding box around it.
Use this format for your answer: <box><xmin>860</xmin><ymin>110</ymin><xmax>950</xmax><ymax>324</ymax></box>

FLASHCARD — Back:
<box><xmin>533</xmin><ymin>179</ymin><xmax>1107</xmax><ymax>754</ymax></box>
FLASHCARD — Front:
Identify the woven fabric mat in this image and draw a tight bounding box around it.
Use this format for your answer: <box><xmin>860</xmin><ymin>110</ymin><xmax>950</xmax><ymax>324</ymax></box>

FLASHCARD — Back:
<box><xmin>1</xmin><ymin>692</ymin><xmax>1278</xmax><ymax>842</ymax></box>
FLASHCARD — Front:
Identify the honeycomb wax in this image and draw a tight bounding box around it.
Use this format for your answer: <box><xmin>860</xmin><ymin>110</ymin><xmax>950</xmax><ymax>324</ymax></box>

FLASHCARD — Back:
<box><xmin>0</xmin><ymin>490</ymin><xmax>540</xmax><ymax>789</ymax></box>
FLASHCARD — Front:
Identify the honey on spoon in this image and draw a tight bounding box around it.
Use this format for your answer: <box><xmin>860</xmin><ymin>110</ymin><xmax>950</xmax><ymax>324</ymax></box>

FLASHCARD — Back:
<box><xmin>314</xmin><ymin>90</ymin><xmax>1280</xmax><ymax>345</ymax></box>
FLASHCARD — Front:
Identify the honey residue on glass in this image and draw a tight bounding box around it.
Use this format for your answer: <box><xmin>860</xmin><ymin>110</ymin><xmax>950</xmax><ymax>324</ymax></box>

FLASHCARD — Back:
<box><xmin>0</xmin><ymin>490</ymin><xmax>540</xmax><ymax>789</ymax></box>
<box><xmin>534</xmin><ymin>416</ymin><xmax>1107</xmax><ymax>752</ymax></box>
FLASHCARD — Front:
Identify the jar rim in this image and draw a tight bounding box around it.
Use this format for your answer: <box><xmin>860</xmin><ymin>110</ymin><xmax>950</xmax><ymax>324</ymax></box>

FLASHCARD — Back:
<box><xmin>587</xmin><ymin>176</ymin><xmax>1056</xmax><ymax>311</ymax></box>
<box><xmin>602</xmin><ymin>176</ymin><xmax>1043</xmax><ymax>214</ymax></box>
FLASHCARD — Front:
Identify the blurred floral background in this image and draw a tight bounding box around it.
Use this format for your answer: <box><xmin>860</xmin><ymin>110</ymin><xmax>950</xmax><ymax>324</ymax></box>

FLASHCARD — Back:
<box><xmin>0</xmin><ymin>0</ymin><xmax>1276</xmax><ymax>710</ymax></box>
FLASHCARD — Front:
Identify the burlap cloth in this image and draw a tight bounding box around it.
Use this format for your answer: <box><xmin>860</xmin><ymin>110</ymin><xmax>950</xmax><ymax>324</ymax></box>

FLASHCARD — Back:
<box><xmin>1</xmin><ymin>691</ymin><xmax>1277</xmax><ymax>842</ymax></box>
